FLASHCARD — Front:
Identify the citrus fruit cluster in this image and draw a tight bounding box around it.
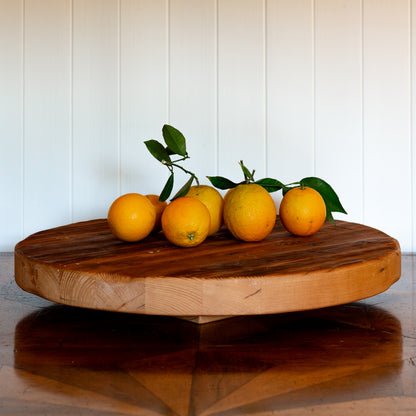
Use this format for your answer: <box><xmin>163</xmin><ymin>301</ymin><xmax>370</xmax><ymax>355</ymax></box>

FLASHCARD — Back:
<box><xmin>107</xmin><ymin>125</ymin><xmax>346</xmax><ymax>247</ymax></box>
<box><xmin>107</xmin><ymin>181</ymin><xmax>332</xmax><ymax>248</ymax></box>
<box><xmin>107</xmin><ymin>185</ymin><xmax>225</xmax><ymax>248</ymax></box>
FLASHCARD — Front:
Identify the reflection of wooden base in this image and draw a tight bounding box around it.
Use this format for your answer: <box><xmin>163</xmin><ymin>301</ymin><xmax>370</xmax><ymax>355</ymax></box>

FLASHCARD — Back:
<box><xmin>178</xmin><ymin>315</ymin><xmax>233</xmax><ymax>324</ymax></box>
<box><xmin>14</xmin><ymin>219</ymin><xmax>401</xmax><ymax>322</ymax></box>
<box><xmin>12</xmin><ymin>300</ymin><xmax>404</xmax><ymax>415</ymax></box>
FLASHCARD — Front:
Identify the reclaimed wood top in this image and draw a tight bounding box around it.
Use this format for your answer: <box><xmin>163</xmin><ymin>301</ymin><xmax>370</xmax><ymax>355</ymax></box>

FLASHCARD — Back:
<box><xmin>14</xmin><ymin>219</ymin><xmax>401</xmax><ymax>321</ymax></box>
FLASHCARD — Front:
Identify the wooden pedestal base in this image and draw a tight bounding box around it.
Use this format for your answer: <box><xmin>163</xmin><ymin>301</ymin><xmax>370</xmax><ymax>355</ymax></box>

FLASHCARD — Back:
<box><xmin>178</xmin><ymin>315</ymin><xmax>233</xmax><ymax>324</ymax></box>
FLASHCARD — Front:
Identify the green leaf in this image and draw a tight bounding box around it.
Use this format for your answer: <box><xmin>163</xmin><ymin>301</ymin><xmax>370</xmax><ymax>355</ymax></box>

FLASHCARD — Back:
<box><xmin>300</xmin><ymin>177</ymin><xmax>347</xmax><ymax>222</ymax></box>
<box><xmin>165</xmin><ymin>147</ymin><xmax>176</xmax><ymax>155</ymax></box>
<box><xmin>171</xmin><ymin>176</ymin><xmax>195</xmax><ymax>200</ymax></box>
<box><xmin>207</xmin><ymin>176</ymin><xmax>239</xmax><ymax>190</ymax></box>
<box><xmin>162</xmin><ymin>124</ymin><xmax>187</xmax><ymax>156</ymax></box>
<box><xmin>144</xmin><ymin>140</ymin><xmax>172</xmax><ymax>163</ymax></box>
<box><xmin>159</xmin><ymin>173</ymin><xmax>174</xmax><ymax>202</ymax></box>
<box><xmin>255</xmin><ymin>178</ymin><xmax>284</xmax><ymax>193</ymax></box>
<box><xmin>326</xmin><ymin>210</ymin><xmax>335</xmax><ymax>223</ymax></box>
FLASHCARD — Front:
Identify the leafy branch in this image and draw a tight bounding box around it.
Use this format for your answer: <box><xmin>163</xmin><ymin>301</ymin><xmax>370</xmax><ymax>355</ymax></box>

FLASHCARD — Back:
<box><xmin>207</xmin><ymin>161</ymin><xmax>347</xmax><ymax>223</ymax></box>
<box><xmin>144</xmin><ymin>125</ymin><xmax>199</xmax><ymax>202</ymax></box>
<box><xmin>144</xmin><ymin>125</ymin><xmax>347</xmax><ymax>223</ymax></box>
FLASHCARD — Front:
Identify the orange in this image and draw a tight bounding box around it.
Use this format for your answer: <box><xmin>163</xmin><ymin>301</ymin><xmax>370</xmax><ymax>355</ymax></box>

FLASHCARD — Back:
<box><xmin>161</xmin><ymin>196</ymin><xmax>211</xmax><ymax>247</ymax></box>
<box><xmin>279</xmin><ymin>186</ymin><xmax>326</xmax><ymax>236</ymax></box>
<box><xmin>185</xmin><ymin>185</ymin><xmax>224</xmax><ymax>235</ymax></box>
<box><xmin>107</xmin><ymin>193</ymin><xmax>156</xmax><ymax>242</ymax></box>
<box><xmin>223</xmin><ymin>188</ymin><xmax>234</xmax><ymax>205</ymax></box>
<box><xmin>146</xmin><ymin>194</ymin><xmax>168</xmax><ymax>232</ymax></box>
<box><xmin>223</xmin><ymin>183</ymin><xmax>276</xmax><ymax>242</ymax></box>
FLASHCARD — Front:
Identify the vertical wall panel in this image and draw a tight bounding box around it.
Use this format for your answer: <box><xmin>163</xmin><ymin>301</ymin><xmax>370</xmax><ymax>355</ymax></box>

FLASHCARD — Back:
<box><xmin>1</xmin><ymin>0</ymin><xmax>416</xmax><ymax>252</ymax></box>
<box><xmin>266</xmin><ymin>0</ymin><xmax>314</xmax><ymax>194</ymax></box>
<box><xmin>0</xmin><ymin>0</ymin><xmax>23</xmax><ymax>250</ymax></box>
<box><xmin>72</xmin><ymin>0</ymin><xmax>119</xmax><ymax>220</ymax></box>
<box><xmin>315</xmin><ymin>0</ymin><xmax>362</xmax><ymax>222</ymax></box>
<box><xmin>363</xmin><ymin>0</ymin><xmax>411</xmax><ymax>248</ymax></box>
<box><xmin>170</xmin><ymin>0</ymin><xmax>216</xmax><ymax>186</ymax></box>
<box><xmin>120</xmin><ymin>0</ymin><xmax>167</xmax><ymax>196</ymax></box>
<box><xmin>24</xmin><ymin>0</ymin><xmax>71</xmax><ymax>235</ymax></box>
<box><xmin>217</xmin><ymin>0</ymin><xmax>266</xmax><ymax>181</ymax></box>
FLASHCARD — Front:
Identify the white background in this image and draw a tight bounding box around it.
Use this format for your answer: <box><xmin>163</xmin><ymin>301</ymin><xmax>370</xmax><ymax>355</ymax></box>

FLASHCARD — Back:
<box><xmin>1</xmin><ymin>0</ymin><xmax>415</xmax><ymax>252</ymax></box>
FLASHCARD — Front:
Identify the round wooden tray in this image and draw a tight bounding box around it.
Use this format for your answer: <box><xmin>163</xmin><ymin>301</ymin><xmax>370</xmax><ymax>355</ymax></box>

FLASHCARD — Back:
<box><xmin>14</xmin><ymin>219</ymin><xmax>401</xmax><ymax>324</ymax></box>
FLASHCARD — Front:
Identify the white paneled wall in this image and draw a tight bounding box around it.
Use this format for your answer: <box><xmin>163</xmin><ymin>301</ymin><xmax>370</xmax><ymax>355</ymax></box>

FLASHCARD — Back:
<box><xmin>1</xmin><ymin>0</ymin><xmax>22</xmax><ymax>249</ymax></box>
<box><xmin>24</xmin><ymin>0</ymin><xmax>71</xmax><ymax>236</ymax></box>
<box><xmin>1</xmin><ymin>0</ymin><xmax>415</xmax><ymax>252</ymax></box>
<box><xmin>363</xmin><ymin>0</ymin><xmax>412</xmax><ymax>250</ymax></box>
<box><xmin>267</xmin><ymin>0</ymin><xmax>314</xmax><ymax>183</ymax></box>
<box><xmin>218</xmin><ymin>0</ymin><xmax>266</xmax><ymax>179</ymax></box>
<box><xmin>315</xmin><ymin>0</ymin><xmax>362</xmax><ymax>221</ymax></box>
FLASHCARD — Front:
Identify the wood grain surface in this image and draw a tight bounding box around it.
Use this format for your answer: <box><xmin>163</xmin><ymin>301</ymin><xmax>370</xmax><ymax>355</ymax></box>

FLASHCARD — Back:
<box><xmin>1</xmin><ymin>253</ymin><xmax>416</xmax><ymax>415</ymax></box>
<box><xmin>14</xmin><ymin>218</ymin><xmax>401</xmax><ymax>320</ymax></box>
